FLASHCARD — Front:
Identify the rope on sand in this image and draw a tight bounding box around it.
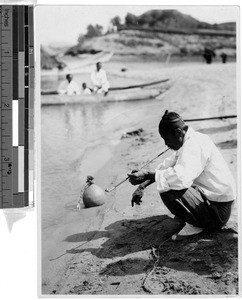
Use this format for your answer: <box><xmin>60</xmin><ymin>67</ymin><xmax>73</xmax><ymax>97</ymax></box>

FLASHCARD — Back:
<box><xmin>49</xmin><ymin>232</ymin><xmax>97</xmax><ymax>261</ymax></box>
<box><xmin>49</xmin><ymin>193</ymin><xmax>118</xmax><ymax>261</ymax></box>
<box><xmin>141</xmin><ymin>236</ymin><xmax>171</xmax><ymax>294</ymax></box>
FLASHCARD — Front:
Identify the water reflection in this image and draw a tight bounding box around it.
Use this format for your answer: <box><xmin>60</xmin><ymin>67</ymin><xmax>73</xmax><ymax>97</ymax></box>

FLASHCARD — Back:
<box><xmin>41</xmin><ymin>98</ymin><xmax>162</xmax><ymax>229</ymax></box>
<box><xmin>64</xmin><ymin>107</ymin><xmax>73</xmax><ymax>136</ymax></box>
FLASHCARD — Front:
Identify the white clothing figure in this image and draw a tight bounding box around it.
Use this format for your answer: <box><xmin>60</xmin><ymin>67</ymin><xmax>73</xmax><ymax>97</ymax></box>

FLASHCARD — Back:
<box><xmin>91</xmin><ymin>62</ymin><xmax>110</xmax><ymax>95</ymax></box>
<box><xmin>58</xmin><ymin>74</ymin><xmax>80</xmax><ymax>95</ymax></box>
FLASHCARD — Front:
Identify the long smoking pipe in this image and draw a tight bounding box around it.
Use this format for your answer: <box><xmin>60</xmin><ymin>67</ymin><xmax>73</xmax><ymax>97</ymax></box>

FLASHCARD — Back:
<box><xmin>105</xmin><ymin>148</ymin><xmax>170</xmax><ymax>192</ymax></box>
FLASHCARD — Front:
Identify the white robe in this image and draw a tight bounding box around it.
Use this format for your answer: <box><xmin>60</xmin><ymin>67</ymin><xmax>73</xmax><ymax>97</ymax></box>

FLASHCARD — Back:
<box><xmin>155</xmin><ymin>127</ymin><xmax>236</xmax><ymax>202</ymax></box>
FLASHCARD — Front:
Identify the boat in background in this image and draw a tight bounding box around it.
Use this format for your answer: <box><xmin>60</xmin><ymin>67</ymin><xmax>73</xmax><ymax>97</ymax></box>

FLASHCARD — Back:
<box><xmin>41</xmin><ymin>88</ymin><xmax>165</xmax><ymax>106</ymax></box>
<box><xmin>41</xmin><ymin>78</ymin><xmax>169</xmax><ymax>95</ymax></box>
<box><xmin>41</xmin><ymin>78</ymin><xmax>170</xmax><ymax>105</ymax></box>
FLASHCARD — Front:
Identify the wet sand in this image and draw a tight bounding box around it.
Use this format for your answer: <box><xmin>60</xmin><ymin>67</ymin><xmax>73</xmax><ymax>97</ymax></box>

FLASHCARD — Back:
<box><xmin>41</xmin><ymin>61</ymin><xmax>238</xmax><ymax>295</ymax></box>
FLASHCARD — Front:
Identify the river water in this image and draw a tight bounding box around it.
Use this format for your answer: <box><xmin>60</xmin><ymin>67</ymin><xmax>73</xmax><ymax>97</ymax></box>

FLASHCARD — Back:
<box><xmin>41</xmin><ymin>95</ymin><xmax>163</xmax><ymax>230</ymax></box>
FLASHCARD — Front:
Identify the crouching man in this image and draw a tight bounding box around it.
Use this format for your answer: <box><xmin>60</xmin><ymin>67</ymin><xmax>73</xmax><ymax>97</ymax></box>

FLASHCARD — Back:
<box><xmin>128</xmin><ymin>110</ymin><xmax>236</xmax><ymax>239</ymax></box>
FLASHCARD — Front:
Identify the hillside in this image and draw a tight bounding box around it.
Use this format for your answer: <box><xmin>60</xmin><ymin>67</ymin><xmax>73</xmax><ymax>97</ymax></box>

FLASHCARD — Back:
<box><xmin>65</xmin><ymin>9</ymin><xmax>236</xmax><ymax>61</ymax></box>
<box><xmin>65</xmin><ymin>29</ymin><xmax>236</xmax><ymax>61</ymax></box>
<box><xmin>125</xmin><ymin>9</ymin><xmax>236</xmax><ymax>32</ymax></box>
<box><xmin>126</xmin><ymin>9</ymin><xmax>204</xmax><ymax>30</ymax></box>
<box><xmin>41</xmin><ymin>46</ymin><xmax>66</xmax><ymax>70</ymax></box>
<box><xmin>42</xmin><ymin>9</ymin><xmax>236</xmax><ymax>70</ymax></box>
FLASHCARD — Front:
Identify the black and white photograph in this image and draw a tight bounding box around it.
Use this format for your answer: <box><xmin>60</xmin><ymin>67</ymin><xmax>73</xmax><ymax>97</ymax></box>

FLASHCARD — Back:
<box><xmin>38</xmin><ymin>4</ymin><xmax>239</xmax><ymax>296</ymax></box>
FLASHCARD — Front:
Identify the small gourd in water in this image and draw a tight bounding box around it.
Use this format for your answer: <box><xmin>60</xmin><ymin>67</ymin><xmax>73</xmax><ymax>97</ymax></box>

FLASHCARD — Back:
<box><xmin>81</xmin><ymin>176</ymin><xmax>106</xmax><ymax>208</ymax></box>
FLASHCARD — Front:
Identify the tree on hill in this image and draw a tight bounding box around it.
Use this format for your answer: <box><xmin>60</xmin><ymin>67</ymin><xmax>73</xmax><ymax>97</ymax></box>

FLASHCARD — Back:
<box><xmin>77</xmin><ymin>34</ymin><xmax>85</xmax><ymax>46</ymax></box>
<box><xmin>124</xmin><ymin>9</ymin><xmax>228</xmax><ymax>31</ymax></box>
<box><xmin>137</xmin><ymin>10</ymin><xmax>161</xmax><ymax>27</ymax></box>
<box><xmin>108</xmin><ymin>15</ymin><xmax>122</xmax><ymax>33</ymax></box>
<box><xmin>125</xmin><ymin>13</ymin><xmax>138</xmax><ymax>26</ymax></box>
<box><xmin>111</xmin><ymin>15</ymin><xmax>121</xmax><ymax>28</ymax></box>
<box><xmin>86</xmin><ymin>24</ymin><xmax>103</xmax><ymax>38</ymax></box>
<box><xmin>138</xmin><ymin>9</ymin><xmax>200</xmax><ymax>30</ymax></box>
<box><xmin>123</xmin><ymin>9</ymin><xmax>236</xmax><ymax>33</ymax></box>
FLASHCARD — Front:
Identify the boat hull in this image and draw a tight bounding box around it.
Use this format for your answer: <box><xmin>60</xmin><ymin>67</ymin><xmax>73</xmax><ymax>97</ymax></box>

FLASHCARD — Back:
<box><xmin>41</xmin><ymin>89</ymin><xmax>163</xmax><ymax>106</ymax></box>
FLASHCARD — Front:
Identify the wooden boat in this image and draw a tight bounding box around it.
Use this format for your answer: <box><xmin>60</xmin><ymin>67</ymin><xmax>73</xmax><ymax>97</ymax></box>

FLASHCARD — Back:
<box><xmin>41</xmin><ymin>88</ymin><xmax>164</xmax><ymax>106</ymax></box>
<box><xmin>41</xmin><ymin>78</ymin><xmax>169</xmax><ymax>106</ymax></box>
<box><xmin>41</xmin><ymin>78</ymin><xmax>169</xmax><ymax>95</ymax></box>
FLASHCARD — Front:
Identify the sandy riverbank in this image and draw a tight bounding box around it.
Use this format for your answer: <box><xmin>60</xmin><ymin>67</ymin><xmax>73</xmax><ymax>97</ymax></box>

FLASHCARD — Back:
<box><xmin>41</xmin><ymin>61</ymin><xmax>238</xmax><ymax>295</ymax></box>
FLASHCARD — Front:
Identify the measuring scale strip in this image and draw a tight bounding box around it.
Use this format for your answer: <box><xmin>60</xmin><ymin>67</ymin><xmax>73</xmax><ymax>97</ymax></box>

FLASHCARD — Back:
<box><xmin>0</xmin><ymin>5</ymin><xmax>34</xmax><ymax>208</ymax></box>
<box><xmin>1</xmin><ymin>6</ymin><xmax>13</xmax><ymax>208</ymax></box>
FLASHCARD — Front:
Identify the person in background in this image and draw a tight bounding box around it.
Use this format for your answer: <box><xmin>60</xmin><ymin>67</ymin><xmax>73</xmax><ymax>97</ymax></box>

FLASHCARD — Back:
<box><xmin>220</xmin><ymin>52</ymin><xmax>228</xmax><ymax>64</ymax></box>
<box><xmin>58</xmin><ymin>74</ymin><xmax>80</xmax><ymax>95</ymax></box>
<box><xmin>203</xmin><ymin>48</ymin><xmax>216</xmax><ymax>64</ymax></box>
<box><xmin>128</xmin><ymin>110</ymin><xmax>236</xmax><ymax>240</ymax></box>
<box><xmin>91</xmin><ymin>62</ymin><xmax>110</xmax><ymax>96</ymax></box>
<box><xmin>82</xmin><ymin>82</ymin><xmax>92</xmax><ymax>95</ymax></box>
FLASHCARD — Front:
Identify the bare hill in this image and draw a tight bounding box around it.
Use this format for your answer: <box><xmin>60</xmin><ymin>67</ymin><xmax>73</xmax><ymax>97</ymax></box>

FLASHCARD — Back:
<box><xmin>125</xmin><ymin>9</ymin><xmax>236</xmax><ymax>32</ymax></box>
<box><xmin>65</xmin><ymin>29</ymin><xmax>236</xmax><ymax>60</ymax></box>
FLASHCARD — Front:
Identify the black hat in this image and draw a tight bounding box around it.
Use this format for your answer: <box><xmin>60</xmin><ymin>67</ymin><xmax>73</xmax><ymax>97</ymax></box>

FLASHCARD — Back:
<box><xmin>159</xmin><ymin>110</ymin><xmax>186</xmax><ymax>134</ymax></box>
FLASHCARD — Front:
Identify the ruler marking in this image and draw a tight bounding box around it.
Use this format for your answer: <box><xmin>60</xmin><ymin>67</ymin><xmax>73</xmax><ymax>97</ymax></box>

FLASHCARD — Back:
<box><xmin>18</xmin><ymin>146</ymin><xmax>24</xmax><ymax>193</ymax></box>
<box><xmin>12</xmin><ymin>6</ymin><xmax>18</xmax><ymax>101</ymax></box>
<box><xmin>17</xmin><ymin>6</ymin><xmax>25</xmax><ymax>207</ymax></box>
<box><xmin>24</xmin><ymin>6</ymin><xmax>28</xmax><ymax>25</ymax></box>
<box><xmin>13</xmin><ymin>146</ymin><xmax>18</xmax><ymax>194</ymax></box>
<box><xmin>12</xmin><ymin>100</ymin><xmax>18</xmax><ymax>146</ymax></box>
<box><xmin>24</xmin><ymin>148</ymin><xmax>28</xmax><ymax>205</ymax></box>
<box><xmin>0</xmin><ymin>5</ymin><xmax>13</xmax><ymax>207</ymax></box>
<box><xmin>18</xmin><ymin>6</ymin><xmax>24</xmax><ymax>52</ymax></box>
<box><xmin>18</xmin><ymin>99</ymin><xmax>24</xmax><ymax>146</ymax></box>
<box><xmin>24</xmin><ymin>16</ymin><xmax>29</xmax><ymax>207</ymax></box>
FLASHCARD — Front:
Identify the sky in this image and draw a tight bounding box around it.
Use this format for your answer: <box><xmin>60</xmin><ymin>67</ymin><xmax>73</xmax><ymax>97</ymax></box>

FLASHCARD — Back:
<box><xmin>36</xmin><ymin>5</ymin><xmax>239</xmax><ymax>45</ymax></box>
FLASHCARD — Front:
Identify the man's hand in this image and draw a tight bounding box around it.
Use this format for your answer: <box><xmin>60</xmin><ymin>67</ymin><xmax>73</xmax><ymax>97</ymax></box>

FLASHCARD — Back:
<box><xmin>127</xmin><ymin>169</ymin><xmax>148</xmax><ymax>185</ymax></box>
<box><xmin>131</xmin><ymin>186</ymin><xmax>144</xmax><ymax>207</ymax></box>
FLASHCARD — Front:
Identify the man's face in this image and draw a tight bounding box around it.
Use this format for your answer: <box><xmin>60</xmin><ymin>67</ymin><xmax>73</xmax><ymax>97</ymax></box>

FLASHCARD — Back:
<box><xmin>160</xmin><ymin>129</ymin><xmax>184</xmax><ymax>151</ymax></box>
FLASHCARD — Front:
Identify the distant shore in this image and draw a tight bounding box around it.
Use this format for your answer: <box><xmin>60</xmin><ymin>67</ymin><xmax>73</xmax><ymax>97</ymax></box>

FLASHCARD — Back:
<box><xmin>41</xmin><ymin>51</ymin><xmax>236</xmax><ymax>78</ymax></box>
